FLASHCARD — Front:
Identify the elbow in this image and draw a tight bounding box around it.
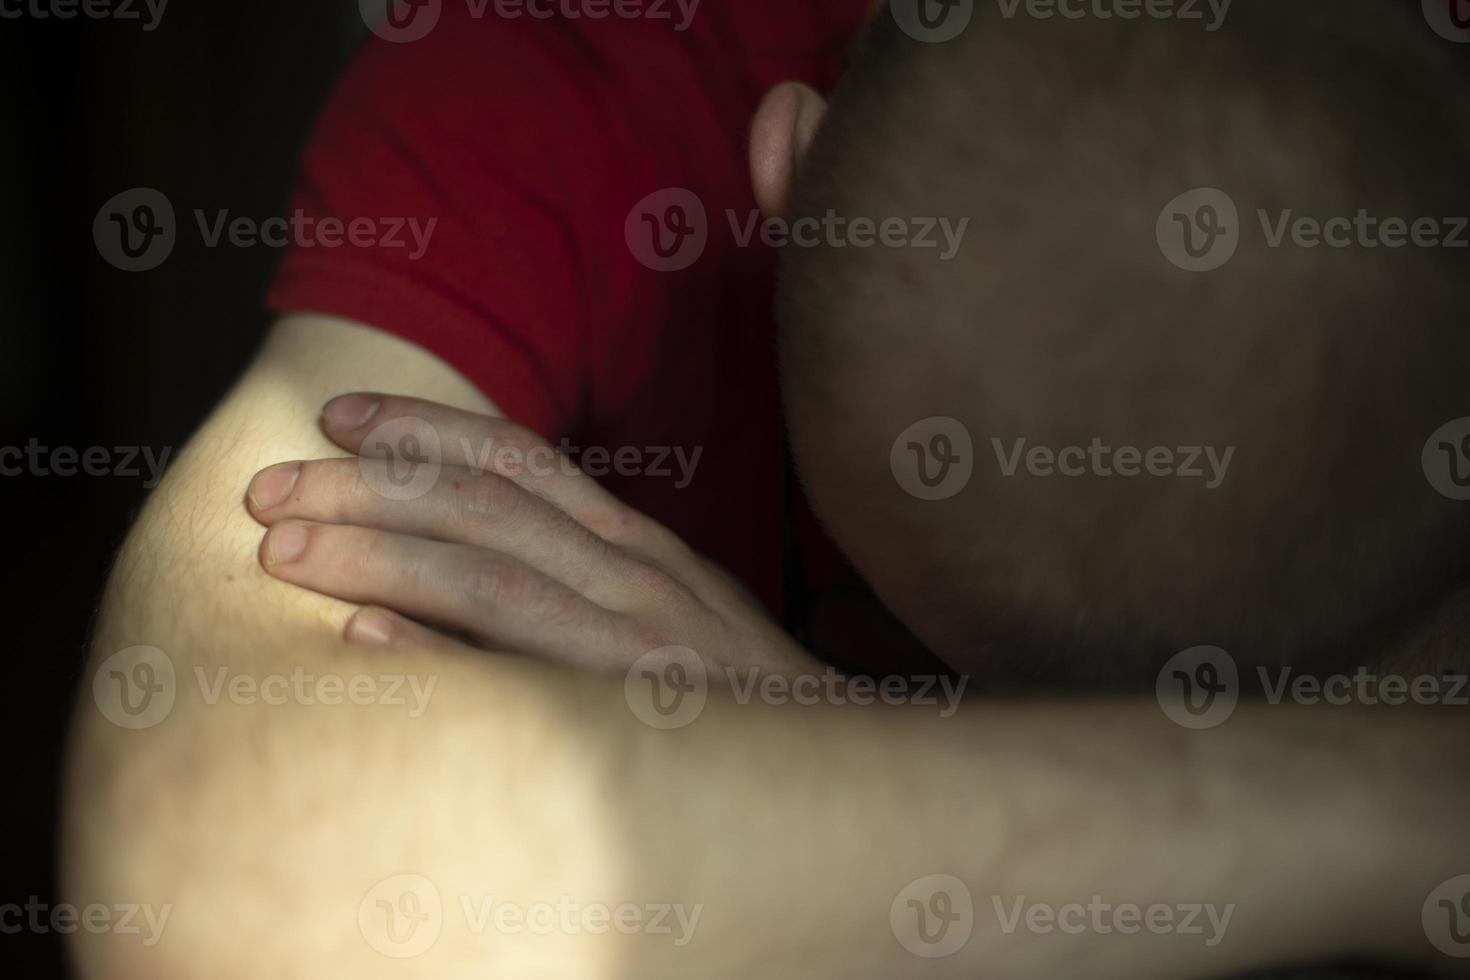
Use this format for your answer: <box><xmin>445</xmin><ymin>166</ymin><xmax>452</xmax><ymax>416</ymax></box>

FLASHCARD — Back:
<box><xmin>61</xmin><ymin>625</ymin><xmax>200</xmax><ymax>980</ymax></box>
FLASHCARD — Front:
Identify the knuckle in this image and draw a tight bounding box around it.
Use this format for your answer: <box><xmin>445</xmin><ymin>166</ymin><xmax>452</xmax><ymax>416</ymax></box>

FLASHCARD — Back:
<box><xmin>451</xmin><ymin>472</ymin><xmax>522</xmax><ymax>527</ymax></box>
<box><xmin>623</xmin><ymin>617</ymin><xmax>672</xmax><ymax>657</ymax></box>
<box><xmin>341</xmin><ymin>458</ymin><xmax>384</xmax><ymax>509</ymax></box>
<box><xmin>484</xmin><ymin>415</ymin><xmax>540</xmax><ymax>449</ymax></box>
<box><xmin>584</xmin><ymin>504</ymin><xmax>646</xmax><ymax>545</ymax></box>
<box><xmin>464</xmin><ymin>556</ymin><xmax>527</xmax><ymax>608</ymax></box>
<box><xmin>479</xmin><ymin>420</ymin><xmax>549</xmax><ymax>479</ymax></box>
<box><xmin>629</xmin><ymin>559</ymin><xmax>694</xmax><ymax>608</ymax></box>
<box><xmin>630</xmin><ymin>560</ymin><xmax>676</xmax><ymax>596</ymax></box>
<box><xmin>344</xmin><ymin>526</ymin><xmax>390</xmax><ymax>577</ymax></box>
<box><xmin>532</xmin><ymin>585</ymin><xmax>589</xmax><ymax>633</ymax></box>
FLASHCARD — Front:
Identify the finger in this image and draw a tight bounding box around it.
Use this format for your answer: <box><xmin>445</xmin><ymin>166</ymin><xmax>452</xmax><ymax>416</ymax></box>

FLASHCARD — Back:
<box><xmin>246</xmin><ymin>457</ymin><xmax>651</xmax><ymax>609</ymax></box>
<box><xmin>317</xmin><ymin>393</ymin><xmax>680</xmax><ymax>554</ymax></box>
<box><xmin>344</xmin><ymin>606</ymin><xmax>462</xmax><ymax>651</ymax></box>
<box><xmin>318</xmin><ymin>393</ymin><xmax>703</xmax><ymax>587</ymax></box>
<box><xmin>259</xmin><ymin>520</ymin><xmax>639</xmax><ymax>668</ymax></box>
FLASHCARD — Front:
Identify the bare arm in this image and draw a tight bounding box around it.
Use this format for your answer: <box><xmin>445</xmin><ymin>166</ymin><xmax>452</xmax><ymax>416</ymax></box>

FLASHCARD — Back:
<box><xmin>63</xmin><ymin>315</ymin><xmax>1470</xmax><ymax>979</ymax></box>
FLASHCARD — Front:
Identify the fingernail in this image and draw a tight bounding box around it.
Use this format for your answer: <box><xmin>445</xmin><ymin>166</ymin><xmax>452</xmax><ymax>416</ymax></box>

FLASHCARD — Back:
<box><xmin>248</xmin><ymin>463</ymin><xmax>301</xmax><ymax>511</ymax></box>
<box><xmin>346</xmin><ymin>608</ymin><xmax>395</xmax><ymax>646</ymax></box>
<box><xmin>323</xmin><ymin>394</ymin><xmax>381</xmax><ymax>431</ymax></box>
<box><xmin>265</xmin><ymin>523</ymin><xmax>309</xmax><ymax>566</ymax></box>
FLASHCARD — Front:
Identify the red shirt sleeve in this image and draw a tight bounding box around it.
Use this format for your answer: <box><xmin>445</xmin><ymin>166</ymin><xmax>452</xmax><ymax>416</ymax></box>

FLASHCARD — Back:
<box><xmin>267</xmin><ymin>11</ymin><xmax>616</xmax><ymax>439</ymax></box>
<box><xmin>262</xmin><ymin>1</ymin><xmax>872</xmax><ymax>613</ymax></box>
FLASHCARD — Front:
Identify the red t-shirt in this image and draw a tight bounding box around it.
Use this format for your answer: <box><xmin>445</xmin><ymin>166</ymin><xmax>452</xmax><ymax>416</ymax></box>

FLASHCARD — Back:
<box><xmin>267</xmin><ymin>0</ymin><xmax>872</xmax><ymax>618</ymax></box>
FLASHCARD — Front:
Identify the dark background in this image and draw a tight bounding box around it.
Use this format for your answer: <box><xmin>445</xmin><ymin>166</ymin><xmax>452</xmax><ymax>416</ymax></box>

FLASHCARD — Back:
<box><xmin>5</xmin><ymin>3</ymin><xmax>1468</xmax><ymax>979</ymax></box>
<box><xmin>2</xmin><ymin>4</ymin><xmax>367</xmax><ymax>975</ymax></box>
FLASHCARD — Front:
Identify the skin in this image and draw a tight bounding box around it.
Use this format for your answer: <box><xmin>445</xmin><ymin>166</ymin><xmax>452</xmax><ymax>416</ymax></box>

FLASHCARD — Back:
<box><xmin>247</xmin><ymin>393</ymin><xmax>821</xmax><ymax>677</ymax></box>
<box><xmin>62</xmin><ymin>89</ymin><xmax>1470</xmax><ymax>980</ymax></box>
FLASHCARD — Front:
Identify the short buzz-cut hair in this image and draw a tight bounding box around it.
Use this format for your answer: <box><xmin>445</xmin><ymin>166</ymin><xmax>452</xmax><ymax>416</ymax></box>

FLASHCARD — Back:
<box><xmin>778</xmin><ymin>0</ymin><xmax>1470</xmax><ymax>690</ymax></box>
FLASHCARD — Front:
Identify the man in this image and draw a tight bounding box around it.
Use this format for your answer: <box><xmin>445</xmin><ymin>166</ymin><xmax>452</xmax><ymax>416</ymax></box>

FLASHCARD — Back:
<box><xmin>64</xmin><ymin>2</ymin><xmax>1470</xmax><ymax>978</ymax></box>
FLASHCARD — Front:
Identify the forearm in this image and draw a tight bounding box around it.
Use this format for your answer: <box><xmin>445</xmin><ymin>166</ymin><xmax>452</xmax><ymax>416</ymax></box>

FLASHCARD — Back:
<box><xmin>64</xmin><ymin>313</ymin><xmax>1466</xmax><ymax>977</ymax></box>
<box><xmin>615</xmin><ymin>699</ymin><xmax>1469</xmax><ymax>979</ymax></box>
<box><xmin>68</xmin><ymin>641</ymin><xmax>1469</xmax><ymax>980</ymax></box>
<box><xmin>66</xmin><ymin>636</ymin><xmax>624</xmax><ymax>980</ymax></box>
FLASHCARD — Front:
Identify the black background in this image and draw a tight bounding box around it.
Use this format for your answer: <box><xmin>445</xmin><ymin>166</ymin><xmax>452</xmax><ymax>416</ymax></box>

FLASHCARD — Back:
<box><xmin>3</xmin><ymin>4</ymin><xmax>367</xmax><ymax>974</ymax></box>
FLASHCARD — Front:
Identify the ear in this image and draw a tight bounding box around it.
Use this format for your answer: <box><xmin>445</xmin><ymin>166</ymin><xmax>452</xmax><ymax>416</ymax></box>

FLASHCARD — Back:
<box><xmin>750</xmin><ymin>81</ymin><xmax>829</xmax><ymax>220</ymax></box>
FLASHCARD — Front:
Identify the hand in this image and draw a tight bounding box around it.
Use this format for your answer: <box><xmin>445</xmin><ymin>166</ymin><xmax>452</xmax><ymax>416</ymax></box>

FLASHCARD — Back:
<box><xmin>244</xmin><ymin>393</ymin><xmax>824</xmax><ymax>678</ymax></box>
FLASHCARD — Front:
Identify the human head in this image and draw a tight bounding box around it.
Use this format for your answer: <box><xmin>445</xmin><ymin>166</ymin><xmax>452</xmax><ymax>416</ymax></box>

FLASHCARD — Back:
<box><xmin>753</xmin><ymin>1</ymin><xmax>1470</xmax><ymax>689</ymax></box>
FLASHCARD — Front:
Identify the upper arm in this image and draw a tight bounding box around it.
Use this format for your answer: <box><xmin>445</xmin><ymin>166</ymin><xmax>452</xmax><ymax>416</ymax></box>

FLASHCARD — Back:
<box><xmin>92</xmin><ymin>312</ymin><xmax>498</xmax><ymax>659</ymax></box>
<box><xmin>65</xmin><ymin>314</ymin><xmax>588</xmax><ymax>980</ymax></box>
